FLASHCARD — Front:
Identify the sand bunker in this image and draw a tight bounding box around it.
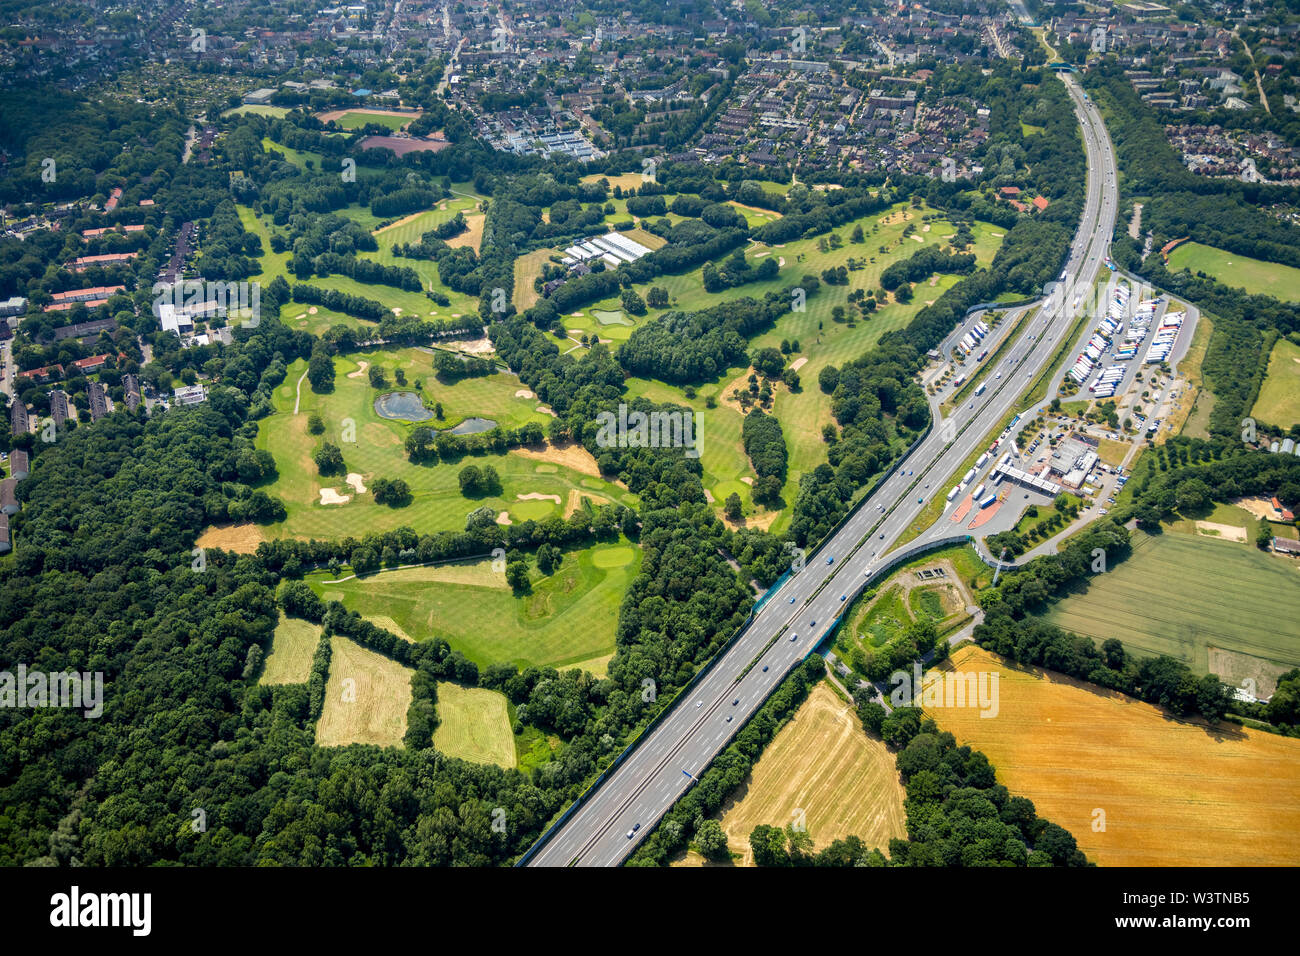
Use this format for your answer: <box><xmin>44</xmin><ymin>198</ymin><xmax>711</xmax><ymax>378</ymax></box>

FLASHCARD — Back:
<box><xmin>515</xmin><ymin>388</ymin><xmax>535</xmax><ymax>399</ymax></box>
<box><xmin>346</xmin><ymin>473</ymin><xmax>368</xmax><ymax>494</ymax></box>
<box><xmin>517</xmin><ymin>492</ymin><xmax>561</xmax><ymax>504</ymax></box>
<box><xmin>347</xmin><ymin>361</ymin><xmax>370</xmax><ymax>379</ymax></box>
<box><xmin>496</xmin><ymin>511</ymin><xmax>512</xmax><ymax>525</ymax></box>
<box><xmin>320</xmin><ymin>488</ymin><xmax>351</xmax><ymax>505</ymax></box>
<box><xmin>1194</xmin><ymin>520</ymin><xmax>1246</xmax><ymax>542</ymax></box>
<box><xmin>790</xmin><ymin>357</ymin><xmax>808</xmax><ymax>371</ymax></box>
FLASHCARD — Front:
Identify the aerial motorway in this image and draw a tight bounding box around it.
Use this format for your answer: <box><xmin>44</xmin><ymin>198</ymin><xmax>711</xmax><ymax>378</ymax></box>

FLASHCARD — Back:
<box><xmin>524</xmin><ymin>75</ymin><xmax>1120</xmax><ymax>868</ymax></box>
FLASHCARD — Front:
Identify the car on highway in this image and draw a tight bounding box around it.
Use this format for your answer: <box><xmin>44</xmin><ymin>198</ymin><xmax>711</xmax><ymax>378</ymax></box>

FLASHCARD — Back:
<box><xmin>789</xmin><ymin>596</ymin><xmax>795</xmax><ymax>604</ymax></box>
<box><xmin>840</xmin><ymin>594</ymin><xmax>846</xmax><ymax>602</ymax></box>
<box><xmin>733</xmin><ymin>698</ymin><xmax>739</xmax><ymax>706</ymax></box>
<box><xmin>696</xmin><ymin>700</ymin><xmax>701</xmax><ymax>708</ymax></box>
<box><xmin>790</xmin><ymin>633</ymin><xmax>797</xmax><ymax>641</ymax></box>
<box><xmin>826</xmin><ymin>555</ymin><xmax>834</xmax><ymax>565</ymax></box>
<box><xmin>726</xmin><ymin>716</ymin><xmax>733</xmax><ymax>723</ymax></box>
<box><xmin>879</xmin><ymin>532</ymin><xmax>884</xmax><ymax>539</ymax></box>
<box><xmin>762</xmin><ymin>665</ymin><xmax>769</xmax><ymax>672</ymax></box>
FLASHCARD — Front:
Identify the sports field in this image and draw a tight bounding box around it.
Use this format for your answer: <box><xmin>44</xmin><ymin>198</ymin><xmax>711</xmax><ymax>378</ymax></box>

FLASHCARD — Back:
<box><xmin>260</xmin><ymin>615</ymin><xmax>320</xmax><ymax>684</ymax></box>
<box><xmin>1251</xmin><ymin>337</ymin><xmax>1300</xmax><ymax>427</ymax></box>
<box><xmin>254</xmin><ymin>350</ymin><xmax>636</xmax><ymax>541</ymax></box>
<box><xmin>1040</xmin><ymin>529</ymin><xmax>1300</xmax><ymax>696</ymax></box>
<box><xmin>675</xmin><ymin>682</ymin><xmax>906</xmax><ymax>866</ymax></box>
<box><xmin>432</xmin><ymin>682</ymin><xmax>516</xmax><ymax>767</ymax></box>
<box><xmin>928</xmin><ymin>645</ymin><xmax>1300</xmax><ymax>866</ymax></box>
<box><xmin>317</xmin><ymin>108</ymin><xmax>421</xmax><ymax>131</ymax></box>
<box><xmin>1168</xmin><ymin>241</ymin><xmax>1300</xmax><ymax>302</ymax></box>
<box><xmin>308</xmin><ymin>542</ymin><xmax>641</xmax><ymax>670</ymax></box>
<box><xmin>315</xmin><ymin>636</ymin><xmax>413</xmax><ymax>748</ymax></box>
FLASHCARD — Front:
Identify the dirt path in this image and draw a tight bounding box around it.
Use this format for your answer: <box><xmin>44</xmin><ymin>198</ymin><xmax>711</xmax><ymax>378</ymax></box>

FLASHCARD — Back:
<box><xmin>293</xmin><ymin>369</ymin><xmax>307</xmax><ymax>415</ymax></box>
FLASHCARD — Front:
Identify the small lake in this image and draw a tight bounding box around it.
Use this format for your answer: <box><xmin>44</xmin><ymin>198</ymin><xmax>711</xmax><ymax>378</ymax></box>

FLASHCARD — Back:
<box><xmin>374</xmin><ymin>391</ymin><xmax>433</xmax><ymax>421</ymax></box>
<box><xmin>449</xmin><ymin>417</ymin><xmax>498</xmax><ymax>435</ymax></box>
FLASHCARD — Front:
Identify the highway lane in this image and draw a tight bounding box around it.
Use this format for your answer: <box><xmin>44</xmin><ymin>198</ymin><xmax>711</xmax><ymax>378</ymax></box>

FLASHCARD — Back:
<box><xmin>526</xmin><ymin>75</ymin><xmax>1119</xmax><ymax>868</ymax></box>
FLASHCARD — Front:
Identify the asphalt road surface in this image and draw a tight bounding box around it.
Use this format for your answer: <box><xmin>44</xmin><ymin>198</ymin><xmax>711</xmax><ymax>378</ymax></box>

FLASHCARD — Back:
<box><xmin>525</xmin><ymin>75</ymin><xmax>1119</xmax><ymax>868</ymax></box>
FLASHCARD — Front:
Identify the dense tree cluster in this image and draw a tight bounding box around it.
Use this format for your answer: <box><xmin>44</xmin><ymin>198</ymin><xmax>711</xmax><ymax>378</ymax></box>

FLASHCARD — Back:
<box><xmin>741</xmin><ymin>410</ymin><xmax>788</xmax><ymax>505</ymax></box>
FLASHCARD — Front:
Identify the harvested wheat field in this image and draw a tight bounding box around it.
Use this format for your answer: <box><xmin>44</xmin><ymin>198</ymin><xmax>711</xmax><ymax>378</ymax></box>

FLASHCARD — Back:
<box><xmin>677</xmin><ymin>682</ymin><xmax>905</xmax><ymax>866</ymax></box>
<box><xmin>196</xmin><ymin>523</ymin><xmax>266</xmax><ymax>553</ymax></box>
<box><xmin>927</xmin><ymin>645</ymin><xmax>1300</xmax><ymax>867</ymax></box>
<box><xmin>260</xmin><ymin>615</ymin><xmax>320</xmax><ymax>685</ymax></box>
<box><xmin>446</xmin><ymin>213</ymin><xmax>485</xmax><ymax>253</ymax></box>
<box><xmin>432</xmin><ymin>682</ymin><xmax>516</xmax><ymax>768</ymax></box>
<box><xmin>315</xmin><ymin>636</ymin><xmax>413</xmax><ymax>748</ymax></box>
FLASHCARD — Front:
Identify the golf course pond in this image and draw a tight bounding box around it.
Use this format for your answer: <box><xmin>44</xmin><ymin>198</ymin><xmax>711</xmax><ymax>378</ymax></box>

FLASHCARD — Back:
<box><xmin>448</xmin><ymin>416</ymin><xmax>498</xmax><ymax>435</ymax></box>
<box><xmin>374</xmin><ymin>391</ymin><xmax>433</xmax><ymax>421</ymax></box>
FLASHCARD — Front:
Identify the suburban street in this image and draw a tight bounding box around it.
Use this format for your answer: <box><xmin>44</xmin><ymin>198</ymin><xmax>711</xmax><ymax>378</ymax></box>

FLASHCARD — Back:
<box><xmin>525</xmin><ymin>74</ymin><xmax>1121</xmax><ymax>868</ymax></box>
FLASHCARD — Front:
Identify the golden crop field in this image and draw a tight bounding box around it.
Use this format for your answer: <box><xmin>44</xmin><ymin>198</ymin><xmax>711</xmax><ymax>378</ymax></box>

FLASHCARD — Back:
<box><xmin>927</xmin><ymin>646</ymin><xmax>1300</xmax><ymax>866</ymax></box>
<box><xmin>315</xmin><ymin>636</ymin><xmax>413</xmax><ymax>748</ymax></box>
<box><xmin>432</xmin><ymin>682</ymin><xmax>516</xmax><ymax>768</ymax></box>
<box><xmin>260</xmin><ymin>615</ymin><xmax>320</xmax><ymax>685</ymax></box>
<box><xmin>677</xmin><ymin>682</ymin><xmax>906</xmax><ymax>865</ymax></box>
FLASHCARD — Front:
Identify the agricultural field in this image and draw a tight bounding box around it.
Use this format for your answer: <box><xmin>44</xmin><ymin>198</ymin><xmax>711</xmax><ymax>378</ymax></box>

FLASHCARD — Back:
<box><xmin>260</xmin><ymin>615</ymin><xmax>320</xmax><ymax>684</ymax></box>
<box><xmin>1251</xmin><ymin>337</ymin><xmax>1300</xmax><ymax>427</ymax></box>
<box><xmin>254</xmin><ymin>350</ymin><xmax>636</xmax><ymax>541</ymax></box>
<box><xmin>315</xmin><ymin>636</ymin><xmax>413</xmax><ymax>748</ymax></box>
<box><xmin>307</xmin><ymin>542</ymin><xmax>641</xmax><ymax>671</ymax></box>
<box><xmin>432</xmin><ymin>682</ymin><xmax>516</xmax><ymax>767</ymax></box>
<box><xmin>675</xmin><ymin>682</ymin><xmax>906</xmax><ymax>866</ymax></box>
<box><xmin>928</xmin><ymin>645</ymin><xmax>1300</xmax><ymax>866</ymax></box>
<box><xmin>1167</xmin><ymin>241</ymin><xmax>1300</xmax><ymax>302</ymax></box>
<box><xmin>1040</xmin><ymin>528</ymin><xmax>1300</xmax><ymax>697</ymax></box>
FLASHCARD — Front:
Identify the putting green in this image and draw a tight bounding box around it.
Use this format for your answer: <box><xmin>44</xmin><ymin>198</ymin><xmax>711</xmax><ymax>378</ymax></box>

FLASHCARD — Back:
<box><xmin>591</xmin><ymin>545</ymin><xmax>636</xmax><ymax>569</ymax></box>
<box><xmin>592</xmin><ymin>309</ymin><xmax>633</xmax><ymax>326</ymax></box>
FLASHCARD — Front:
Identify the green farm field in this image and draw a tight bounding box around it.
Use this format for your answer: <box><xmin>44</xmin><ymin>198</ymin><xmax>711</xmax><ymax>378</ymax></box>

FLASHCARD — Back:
<box><xmin>432</xmin><ymin>682</ymin><xmax>516</xmax><ymax>767</ymax></box>
<box><xmin>253</xmin><ymin>350</ymin><xmax>636</xmax><ymax>541</ymax></box>
<box><xmin>1167</xmin><ymin>241</ymin><xmax>1300</xmax><ymax>302</ymax></box>
<box><xmin>307</xmin><ymin>542</ymin><xmax>641</xmax><ymax>670</ymax></box>
<box><xmin>1041</xmin><ymin>530</ymin><xmax>1300</xmax><ymax>696</ymax></box>
<box><xmin>1251</xmin><ymin>337</ymin><xmax>1300</xmax><ymax>427</ymax></box>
